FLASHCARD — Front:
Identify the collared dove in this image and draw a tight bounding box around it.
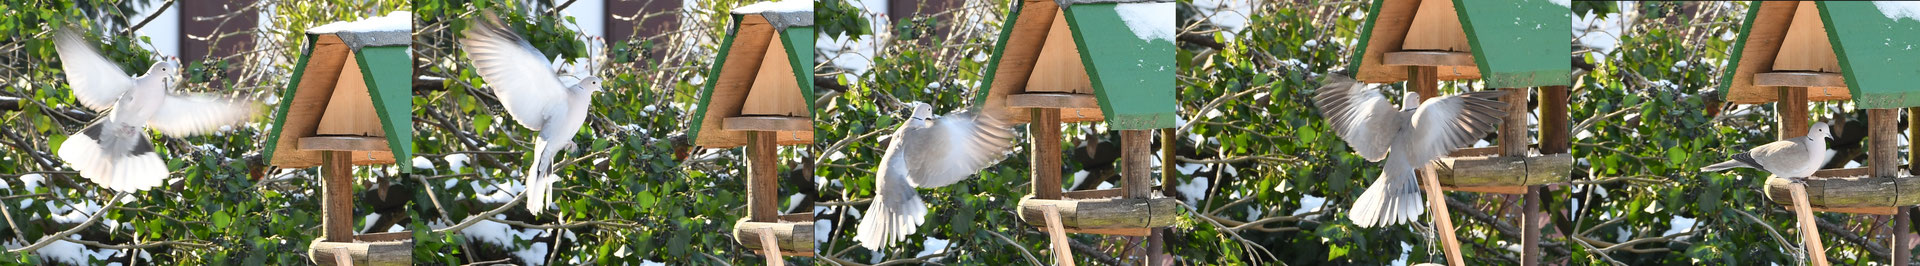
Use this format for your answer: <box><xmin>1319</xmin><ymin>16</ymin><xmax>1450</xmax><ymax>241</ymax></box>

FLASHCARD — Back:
<box><xmin>50</xmin><ymin>27</ymin><xmax>259</xmax><ymax>192</ymax></box>
<box><xmin>460</xmin><ymin>12</ymin><xmax>603</xmax><ymax>214</ymax></box>
<box><xmin>1701</xmin><ymin>122</ymin><xmax>1833</xmax><ymax>179</ymax></box>
<box><xmin>856</xmin><ymin>102</ymin><xmax>1017</xmax><ymax>250</ymax></box>
<box><xmin>1312</xmin><ymin>74</ymin><xmax>1508</xmax><ymax>227</ymax></box>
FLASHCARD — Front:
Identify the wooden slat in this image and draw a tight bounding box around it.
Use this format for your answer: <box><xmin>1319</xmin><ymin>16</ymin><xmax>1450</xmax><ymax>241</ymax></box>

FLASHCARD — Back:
<box><xmin>300</xmin><ymin>136</ymin><xmax>390</xmax><ymax>152</ymax></box>
<box><xmin>757</xmin><ymin>228</ymin><xmax>784</xmax><ymax>266</ymax></box>
<box><xmin>1788</xmin><ymin>183</ymin><xmax>1833</xmax><ymax>266</ymax></box>
<box><xmin>1383</xmin><ymin>51</ymin><xmax>1474</xmax><ymax>67</ymax></box>
<box><xmin>1032</xmin><ymin>108</ymin><xmax>1063</xmax><ymax>200</ymax></box>
<box><xmin>1872</xmin><ymin>109</ymin><xmax>1899</xmax><ymax>178</ymax></box>
<box><xmin>1540</xmin><ymin>86</ymin><xmax>1570</xmax><ymax>154</ymax></box>
<box><xmin>1422</xmin><ymin>166</ymin><xmax>1466</xmax><ymax>266</ymax></box>
<box><xmin>1122</xmin><ymin>130</ymin><xmax>1151</xmax><ymax>199</ymax></box>
<box><xmin>1039</xmin><ymin>205</ymin><xmax>1076</xmax><ymax>266</ymax></box>
<box><xmin>1755</xmin><ymin>72</ymin><xmax>1846</xmax><ymax>88</ymax></box>
<box><xmin>354</xmin><ymin>231</ymin><xmax>412</xmax><ymax>242</ymax></box>
<box><xmin>724</xmin><ymin>116</ymin><xmax>812</xmax><ymax>132</ymax></box>
<box><xmin>1008</xmin><ymin>93</ymin><xmax>1099</xmax><ymax>109</ymax></box>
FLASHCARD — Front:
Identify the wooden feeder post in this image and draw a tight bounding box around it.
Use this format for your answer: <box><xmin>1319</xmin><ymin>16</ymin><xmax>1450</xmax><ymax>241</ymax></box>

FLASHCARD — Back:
<box><xmin>976</xmin><ymin>0</ymin><xmax>1178</xmax><ymax>263</ymax></box>
<box><xmin>689</xmin><ymin>6</ymin><xmax>817</xmax><ymax>259</ymax></box>
<box><xmin>1724</xmin><ymin>2</ymin><xmax>1920</xmax><ymax>264</ymax></box>
<box><xmin>1351</xmin><ymin>0</ymin><xmax>1570</xmax><ymax>264</ymax></box>
<box><xmin>259</xmin><ymin>12</ymin><xmax>414</xmax><ymax>266</ymax></box>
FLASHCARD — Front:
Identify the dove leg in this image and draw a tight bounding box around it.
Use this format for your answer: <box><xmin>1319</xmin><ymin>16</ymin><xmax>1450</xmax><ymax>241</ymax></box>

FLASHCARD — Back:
<box><xmin>322</xmin><ymin>151</ymin><xmax>354</xmax><ymax>242</ymax></box>
<box><xmin>746</xmin><ymin>131</ymin><xmax>779</xmax><ymax>222</ymax></box>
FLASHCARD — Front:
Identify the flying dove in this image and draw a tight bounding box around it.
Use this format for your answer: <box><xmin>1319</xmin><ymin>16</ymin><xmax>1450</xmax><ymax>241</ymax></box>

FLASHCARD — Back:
<box><xmin>1701</xmin><ymin>122</ymin><xmax>1833</xmax><ymax>179</ymax></box>
<box><xmin>460</xmin><ymin>12</ymin><xmax>603</xmax><ymax>214</ymax></box>
<box><xmin>856</xmin><ymin>102</ymin><xmax>1017</xmax><ymax>250</ymax></box>
<box><xmin>50</xmin><ymin>27</ymin><xmax>259</xmax><ymax>192</ymax></box>
<box><xmin>1312</xmin><ymin>74</ymin><xmax>1508</xmax><ymax>227</ymax></box>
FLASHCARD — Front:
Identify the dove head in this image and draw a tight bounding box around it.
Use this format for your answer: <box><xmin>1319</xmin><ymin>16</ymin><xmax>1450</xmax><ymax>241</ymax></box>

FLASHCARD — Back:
<box><xmin>906</xmin><ymin>102</ymin><xmax>935</xmax><ymax>128</ymax></box>
<box><xmin>575</xmin><ymin>77</ymin><xmax>603</xmax><ymax>93</ymax></box>
<box><xmin>1809</xmin><ymin>122</ymin><xmax>1834</xmax><ymax>141</ymax></box>
<box><xmin>148</xmin><ymin>59</ymin><xmax>179</xmax><ymax>76</ymax></box>
<box><xmin>1401</xmin><ymin>91</ymin><xmax>1422</xmax><ymax>111</ymax></box>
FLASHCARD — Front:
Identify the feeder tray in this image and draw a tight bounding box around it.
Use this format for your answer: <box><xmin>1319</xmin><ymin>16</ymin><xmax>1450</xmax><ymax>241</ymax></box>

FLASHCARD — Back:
<box><xmin>732</xmin><ymin>213</ymin><xmax>815</xmax><ymax>256</ymax></box>
<box><xmin>309</xmin><ymin>232</ymin><xmax>413</xmax><ymax>266</ymax></box>
<box><xmin>1431</xmin><ymin>147</ymin><xmax>1574</xmax><ymax>194</ymax></box>
<box><xmin>1016</xmin><ymin>189</ymin><xmax>1179</xmax><ymax>236</ymax></box>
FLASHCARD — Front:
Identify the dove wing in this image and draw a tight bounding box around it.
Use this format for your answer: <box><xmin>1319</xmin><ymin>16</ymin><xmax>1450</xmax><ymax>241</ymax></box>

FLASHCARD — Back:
<box><xmin>1402</xmin><ymin>91</ymin><xmax>1508</xmax><ymax>164</ymax></box>
<box><xmin>146</xmin><ymin>93</ymin><xmax>260</xmax><ymax>137</ymax></box>
<box><xmin>1312</xmin><ymin>75</ymin><xmax>1403</xmax><ymax>162</ymax></box>
<box><xmin>52</xmin><ymin>28</ymin><xmax>137</xmax><ymax>111</ymax></box>
<box><xmin>460</xmin><ymin>14</ymin><xmax>569</xmax><ymax>131</ymax></box>
<box><xmin>897</xmin><ymin>110</ymin><xmax>1018</xmax><ymax>188</ymax></box>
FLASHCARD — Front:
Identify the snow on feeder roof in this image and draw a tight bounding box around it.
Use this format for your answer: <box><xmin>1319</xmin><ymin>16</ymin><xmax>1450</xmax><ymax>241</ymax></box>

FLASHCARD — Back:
<box><xmin>689</xmin><ymin>3</ymin><xmax>815</xmax><ymax>148</ymax></box>
<box><xmin>1349</xmin><ymin>0</ymin><xmax>1570</xmax><ymax>88</ymax></box>
<box><xmin>261</xmin><ymin>11</ymin><xmax>415</xmax><ymax>171</ymax></box>
<box><xmin>1718</xmin><ymin>1</ymin><xmax>1920</xmax><ymax>109</ymax></box>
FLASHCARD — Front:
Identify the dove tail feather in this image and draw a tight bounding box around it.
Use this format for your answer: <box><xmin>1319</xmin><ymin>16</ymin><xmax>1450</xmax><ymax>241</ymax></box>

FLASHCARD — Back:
<box><xmin>1350</xmin><ymin>167</ymin><xmax>1424</xmax><ymax>227</ymax></box>
<box><xmin>58</xmin><ymin>122</ymin><xmax>167</xmax><ymax>192</ymax></box>
<box><xmin>856</xmin><ymin>192</ymin><xmax>926</xmax><ymax>251</ymax></box>
<box><xmin>525</xmin><ymin>137</ymin><xmax>562</xmax><ymax>214</ymax></box>
<box><xmin>1701</xmin><ymin>160</ymin><xmax>1754</xmax><ymax>172</ymax></box>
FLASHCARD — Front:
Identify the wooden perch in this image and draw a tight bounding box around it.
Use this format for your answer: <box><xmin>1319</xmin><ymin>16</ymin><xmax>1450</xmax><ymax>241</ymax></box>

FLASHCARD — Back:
<box><xmin>1433</xmin><ymin>153</ymin><xmax>1574</xmax><ymax>194</ymax></box>
<box><xmin>733</xmin><ymin>216</ymin><xmax>815</xmax><ymax>256</ymax></box>
<box><xmin>1016</xmin><ymin>192</ymin><xmax>1178</xmax><ymax>236</ymax></box>
<box><xmin>309</xmin><ymin>235</ymin><xmax>412</xmax><ymax>266</ymax></box>
<box><xmin>1764</xmin><ymin>174</ymin><xmax>1915</xmax><ymax>215</ymax></box>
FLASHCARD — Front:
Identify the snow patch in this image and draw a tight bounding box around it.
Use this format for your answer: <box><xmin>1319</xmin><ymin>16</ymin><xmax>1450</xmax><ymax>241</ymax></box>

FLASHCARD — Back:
<box><xmin>309</xmin><ymin>11</ymin><xmax>412</xmax><ymax>33</ymax></box>
<box><xmin>733</xmin><ymin>0</ymin><xmax>811</xmax><ymax>14</ymax></box>
<box><xmin>1878</xmin><ymin>2</ymin><xmax>1920</xmax><ymax>21</ymax></box>
<box><xmin>1114</xmin><ymin>3</ymin><xmax>1176</xmax><ymax>42</ymax></box>
<box><xmin>1175</xmin><ymin>177</ymin><xmax>1210</xmax><ymax>203</ymax></box>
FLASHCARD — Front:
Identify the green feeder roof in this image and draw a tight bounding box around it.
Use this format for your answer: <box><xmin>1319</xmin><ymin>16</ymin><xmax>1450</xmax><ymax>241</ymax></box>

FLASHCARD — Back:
<box><xmin>1718</xmin><ymin>1</ymin><xmax>1920</xmax><ymax>109</ymax></box>
<box><xmin>261</xmin><ymin>12</ymin><xmax>414</xmax><ymax>172</ymax></box>
<box><xmin>1349</xmin><ymin>0</ymin><xmax>1570</xmax><ymax>88</ymax></box>
<box><xmin>971</xmin><ymin>0</ymin><xmax>1178</xmax><ymax>130</ymax></box>
<box><xmin>688</xmin><ymin>8</ymin><xmax>816</xmax><ymax>148</ymax></box>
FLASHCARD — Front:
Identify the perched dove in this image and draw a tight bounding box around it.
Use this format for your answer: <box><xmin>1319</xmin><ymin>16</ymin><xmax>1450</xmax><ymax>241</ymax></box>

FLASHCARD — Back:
<box><xmin>460</xmin><ymin>12</ymin><xmax>603</xmax><ymax>214</ymax></box>
<box><xmin>1701</xmin><ymin>122</ymin><xmax>1833</xmax><ymax>179</ymax></box>
<box><xmin>50</xmin><ymin>27</ymin><xmax>259</xmax><ymax>192</ymax></box>
<box><xmin>856</xmin><ymin>102</ymin><xmax>1017</xmax><ymax>250</ymax></box>
<box><xmin>1312</xmin><ymin>74</ymin><xmax>1508</xmax><ymax>227</ymax></box>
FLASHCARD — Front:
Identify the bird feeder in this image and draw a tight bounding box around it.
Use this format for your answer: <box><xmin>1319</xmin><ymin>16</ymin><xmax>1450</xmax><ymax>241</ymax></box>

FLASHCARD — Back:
<box><xmin>1716</xmin><ymin>2</ymin><xmax>1920</xmax><ymax>264</ymax></box>
<box><xmin>973</xmin><ymin>0</ymin><xmax>1177</xmax><ymax>263</ymax></box>
<box><xmin>1350</xmin><ymin>0</ymin><xmax>1569</xmax><ymax>265</ymax></box>
<box><xmin>258</xmin><ymin>12</ymin><xmax>414</xmax><ymax>266</ymax></box>
<box><xmin>688</xmin><ymin>5</ymin><xmax>815</xmax><ymax>259</ymax></box>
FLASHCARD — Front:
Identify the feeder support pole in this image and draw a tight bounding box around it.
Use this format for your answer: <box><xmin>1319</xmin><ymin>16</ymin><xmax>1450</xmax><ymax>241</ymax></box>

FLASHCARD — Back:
<box><xmin>1779</xmin><ymin>87</ymin><xmax>1810</xmax><ymax>139</ymax></box>
<box><xmin>747</xmin><ymin>131</ymin><xmax>778</xmax><ymax>222</ymax></box>
<box><xmin>1032</xmin><ymin>108</ymin><xmax>1063</xmax><ymax>200</ymax></box>
<box><xmin>322</xmin><ymin>151</ymin><xmax>354</xmax><ymax>243</ymax></box>
<box><xmin>1871</xmin><ymin>108</ymin><xmax>1905</xmax><ymax>265</ymax></box>
<box><xmin>1905</xmin><ymin>106</ymin><xmax>1920</xmax><ymax>266</ymax></box>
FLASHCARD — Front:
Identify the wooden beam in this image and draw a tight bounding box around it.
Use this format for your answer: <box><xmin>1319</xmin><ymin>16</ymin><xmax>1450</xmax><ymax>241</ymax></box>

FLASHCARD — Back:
<box><xmin>1017</xmin><ymin>197</ymin><xmax>1178</xmax><ymax>231</ymax></box>
<box><xmin>309</xmin><ymin>239</ymin><xmax>411</xmax><ymax>266</ymax></box>
<box><xmin>734</xmin><ymin>219</ymin><xmax>815</xmax><ymax>256</ymax></box>
<box><xmin>1383</xmin><ymin>51</ymin><xmax>1475</xmax><ymax>67</ymax></box>
<box><xmin>1008</xmin><ymin>93</ymin><xmax>1099</xmax><ymax>109</ymax></box>
<box><xmin>1039</xmin><ymin>204</ymin><xmax>1077</xmax><ymax>266</ymax></box>
<box><xmin>1766</xmin><ymin>175</ymin><xmax>1920</xmax><ymax>210</ymax></box>
<box><xmin>1907</xmin><ymin>106</ymin><xmax>1920</xmax><ymax>266</ymax></box>
<box><xmin>322</xmin><ymin>151</ymin><xmax>353</xmax><ymax>243</ymax></box>
<box><xmin>1121</xmin><ymin>130</ymin><xmax>1151</xmax><ymax>199</ymax></box>
<box><xmin>747</xmin><ymin>131</ymin><xmax>777</xmax><ymax>222</ymax></box>
<box><xmin>300</xmin><ymin>136</ymin><xmax>390</xmax><ymax>152</ymax></box>
<box><xmin>1872</xmin><ymin>109</ymin><xmax>1899</xmax><ymax>178</ymax></box>
<box><xmin>1032</xmin><ymin>108</ymin><xmax>1063</xmax><ymax>200</ymax></box>
<box><xmin>1778</xmin><ymin>87</ymin><xmax>1810</xmax><ymax>140</ymax></box>
<box><xmin>1433</xmin><ymin>154</ymin><xmax>1575</xmax><ymax>188</ymax></box>
<box><xmin>1756</xmin><ymin>72</ymin><xmax>1847</xmax><ymax>88</ymax></box>
<box><xmin>1540</xmin><ymin>86</ymin><xmax>1570</xmax><ymax>154</ymax></box>
<box><xmin>723</xmin><ymin>116</ymin><xmax>812</xmax><ymax>132</ymax></box>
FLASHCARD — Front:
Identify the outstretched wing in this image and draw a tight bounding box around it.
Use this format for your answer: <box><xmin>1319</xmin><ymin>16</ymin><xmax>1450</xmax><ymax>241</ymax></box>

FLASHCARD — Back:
<box><xmin>459</xmin><ymin>12</ymin><xmax>569</xmax><ymax>131</ymax></box>
<box><xmin>146</xmin><ymin>93</ymin><xmax>260</xmax><ymax>137</ymax></box>
<box><xmin>1402</xmin><ymin>91</ymin><xmax>1508</xmax><ymax>164</ymax></box>
<box><xmin>52</xmin><ymin>27</ymin><xmax>136</xmax><ymax>111</ymax></box>
<box><xmin>1311</xmin><ymin>74</ymin><xmax>1403</xmax><ymax>162</ymax></box>
<box><xmin>895</xmin><ymin>110</ymin><xmax>1017</xmax><ymax>188</ymax></box>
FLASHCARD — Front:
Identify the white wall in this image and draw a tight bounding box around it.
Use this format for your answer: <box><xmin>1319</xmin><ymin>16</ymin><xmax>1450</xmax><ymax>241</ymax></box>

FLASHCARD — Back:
<box><xmin>130</xmin><ymin>1</ymin><xmax>180</xmax><ymax>57</ymax></box>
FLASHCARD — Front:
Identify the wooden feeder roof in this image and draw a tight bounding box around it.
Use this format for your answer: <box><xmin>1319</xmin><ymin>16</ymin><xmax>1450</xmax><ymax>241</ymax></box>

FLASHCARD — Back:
<box><xmin>688</xmin><ymin>9</ymin><xmax>816</xmax><ymax>148</ymax></box>
<box><xmin>262</xmin><ymin>13</ymin><xmax>414</xmax><ymax>172</ymax></box>
<box><xmin>971</xmin><ymin>0</ymin><xmax>1178</xmax><ymax>130</ymax></box>
<box><xmin>1349</xmin><ymin>0</ymin><xmax>1570</xmax><ymax>88</ymax></box>
<box><xmin>1718</xmin><ymin>1</ymin><xmax>1920</xmax><ymax>109</ymax></box>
